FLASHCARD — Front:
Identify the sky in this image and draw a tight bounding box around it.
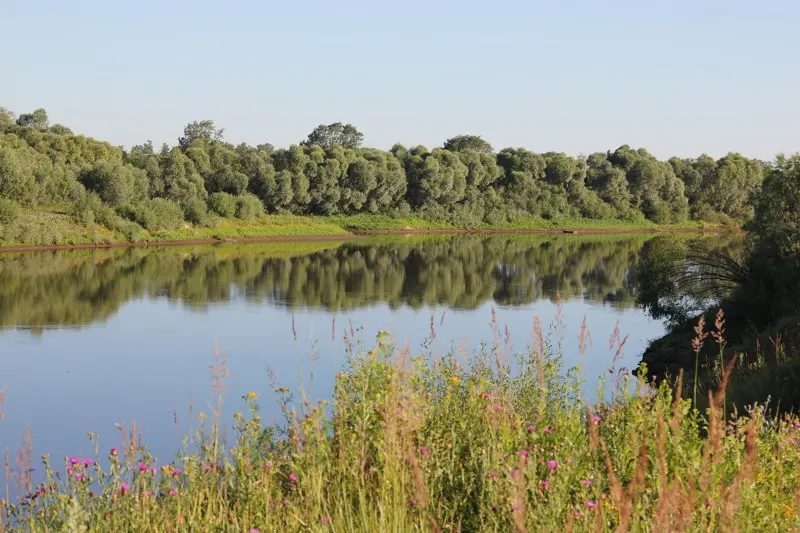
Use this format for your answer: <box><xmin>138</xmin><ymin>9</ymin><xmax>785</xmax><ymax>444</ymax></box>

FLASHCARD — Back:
<box><xmin>2</xmin><ymin>0</ymin><xmax>798</xmax><ymax>160</ymax></box>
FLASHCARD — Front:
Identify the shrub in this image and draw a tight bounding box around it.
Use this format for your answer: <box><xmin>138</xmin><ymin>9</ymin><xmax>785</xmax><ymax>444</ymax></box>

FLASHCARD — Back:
<box><xmin>0</xmin><ymin>197</ymin><xmax>21</xmax><ymax>226</ymax></box>
<box><xmin>234</xmin><ymin>193</ymin><xmax>264</xmax><ymax>219</ymax></box>
<box><xmin>181</xmin><ymin>197</ymin><xmax>209</xmax><ymax>225</ymax></box>
<box><xmin>127</xmin><ymin>198</ymin><xmax>185</xmax><ymax>231</ymax></box>
<box><xmin>208</xmin><ymin>192</ymin><xmax>237</xmax><ymax>218</ymax></box>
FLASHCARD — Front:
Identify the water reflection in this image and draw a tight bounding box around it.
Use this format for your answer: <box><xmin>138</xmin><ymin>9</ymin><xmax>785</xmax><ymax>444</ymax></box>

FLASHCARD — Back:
<box><xmin>0</xmin><ymin>234</ymin><xmax>693</xmax><ymax>331</ymax></box>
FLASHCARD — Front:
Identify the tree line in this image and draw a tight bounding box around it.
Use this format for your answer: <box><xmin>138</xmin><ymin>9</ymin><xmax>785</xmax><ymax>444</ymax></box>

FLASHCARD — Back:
<box><xmin>0</xmin><ymin>106</ymin><xmax>768</xmax><ymax>234</ymax></box>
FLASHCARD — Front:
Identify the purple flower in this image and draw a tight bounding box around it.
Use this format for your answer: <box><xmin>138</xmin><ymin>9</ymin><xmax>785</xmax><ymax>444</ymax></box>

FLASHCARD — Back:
<box><xmin>138</xmin><ymin>463</ymin><xmax>149</xmax><ymax>472</ymax></box>
<box><xmin>490</xmin><ymin>506</ymin><xmax>498</xmax><ymax>512</ymax></box>
<box><xmin>527</xmin><ymin>425</ymin><xmax>536</xmax><ymax>432</ymax></box>
<box><xmin>73</xmin><ymin>473</ymin><xmax>84</xmax><ymax>481</ymax></box>
<box><xmin>586</xmin><ymin>501</ymin><xmax>598</xmax><ymax>508</ymax></box>
<box><xmin>706</xmin><ymin>499</ymin><xmax>713</xmax><ymax>508</ymax></box>
<box><xmin>541</xmin><ymin>480</ymin><xmax>550</xmax><ymax>488</ymax></box>
<box><xmin>121</xmin><ymin>482</ymin><xmax>129</xmax><ymax>494</ymax></box>
<box><xmin>591</xmin><ymin>416</ymin><xmax>601</xmax><ymax>423</ymax></box>
<box><xmin>487</xmin><ymin>472</ymin><xmax>498</xmax><ymax>479</ymax></box>
<box><xmin>518</xmin><ymin>450</ymin><xmax>529</xmax><ymax>457</ymax></box>
<box><xmin>83</xmin><ymin>459</ymin><xmax>92</xmax><ymax>467</ymax></box>
<box><xmin>581</xmin><ymin>479</ymin><xmax>593</xmax><ymax>487</ymax></box>
<box><xmin>249</xmin><ymin>530</ymin><xmax>261</xmax><ymax>533</ymax></box>
<box><xmin>289</xmin><ymin>473</ymin><xmax>298</xmax><ymax>482</ymax></box>
<box><xmin>547</xmin><ymin>460</ymin><xmax>558</xmax><ymax>471</ymax></box>
<box><xmin>494</xmin><ymin>404</ymin><xmax>503</xmax><ymax>412</ymax></box>
<box><xmin>110</xmin><ymin>448</ymin><xmax>118</xmax><ymax>456</ymax></box>
<box><xmin>172</xmin><ymin>467</ymin><xmax>181</xmax><ymax>476</ymax></box>
<box><xmin>544</xmin><ymin>426</ymin><xmax>552</xmax><ymax>434</ymax></box>
<box><xmin>69</xmin><ymin>457</ymin><xmax>80</xmax><ymax>466</ymax></box>
<box><xmin>419</xmin><ymin>445</ymin><xmax>430</xmax><ymax>457</ymax></box>
<box><xmin>202</xmin><ymin>463</ymin><xmax>213</xmax><ymax>472</ymax></box>
<box><xmin>168</xmin><ymin>488</ymin><xmax>178</xmax><ymax>496</ymax></box>
<box><xmin>409</xmin><ymin>498</ymin><xmax>417</xmax><ymax>506</ymax></box>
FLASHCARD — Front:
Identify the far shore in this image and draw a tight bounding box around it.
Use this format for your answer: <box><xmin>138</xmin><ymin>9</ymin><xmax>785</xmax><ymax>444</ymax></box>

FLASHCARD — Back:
<box><xmin>0</xmin><ymin>213</ymin><xmax>737</xmax><ymax>253</ymax></box>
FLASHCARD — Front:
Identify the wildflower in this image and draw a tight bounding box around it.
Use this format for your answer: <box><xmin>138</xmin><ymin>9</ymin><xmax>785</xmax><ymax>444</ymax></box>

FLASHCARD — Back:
<box><xmin>409</xmin><ymin>498</ymin><xmax>417</xmax><ymax>506</ymax></box>
<box><xmin>151</xmin><ymin>468</ymin><xmax>157</xmax><ymax>475</ymax></box>
<box><xmin>574</xmin><ymin>511</ymin><xmax>582</xmax><ymax>517</ymax></box>
<box><xmin>706</xmin><ymin>499</ymin><xmax>713</xmax><ymax>508</ymax></box>
<box><xmin>586</xmin><ymin>501</ymin><xmax>598</xmax><ymax>508</ymax></box>
<box><xmin>83</xmin><ymin>459</ymin><xmax>92</xmax><ymax>467</ymax></box>
<box><xmin>143</xmin><ymin>490</ymin><xmax>153</xmax><ymax>497</ymax></box>
<box><xmin>320</xmin><ymin>516</ymin><xmax>331</xmax><ymax>524</ymax></box>
<box><xmin>172</xmin><ymin>467</ymin><xmax>181</xmax><ymax>476</ymax></box>
<box><xmin>490</xmin><ymin>506</ymin><xmax>498</xmax><ymax>512</ymax></box>
<box><xmin>481</xmin><ymin>392</ymin><xmax>493</xmax><ymax>400</ymax></box>
<box><xmin>487</xmin><ymin>472</ymin><xmax>498</xmax><ymax>479</ymax></box>
<box><xmin>245</xmin><ymin>392</ymin><xmax>259</xmax><ymax>399</ymax></box>
<box><xmin>541</xmin><ymin>480</ymin><xmax>550</xmax><ymax>488</ymax></box>
<box><xmin>518</xmin><ymin>450</ymin><xmax>529</xmax><ymax>457</ymax></box>
<box><xmin>121</xmin><ymin>482</ymin><xmax>129</xmax><ymax>494</ymax></box>
<box><xmin>277</xmin><ymin>387</ymin><xmax>290</xmax><ymax>393</ymax></box>
<box><xmin>494</xmin><ymin>403</ymin><xmax>503</xmax><ymax>412</ymax></box>
<box><xmin>138</xmin><ymin>463</ymin><xmax>149</xmax><ymax>472</ymax></box>
<box><xmin>234</xmin><ymin>412</ymin><xmax>243</xmax><ymax>419</ymax></box>
<box><xmin>448</xmin><ymin>376</ymin><xmax>461</xmax><ymax>384</ymax></box>
<box><xmin>168</xmin><ymin>489</ymin><xmax>178</xmax><ymax>496</ymax></box>
<box><xmin>367</xmin><ymin>349</ymin><xmax>378</xmax><ymax>357</ymax></box>
<box><xmin>795</xmin><ymin>422</ymin><xmax>800</xmax><ymax>429</ymax></box>
<box><xmin>110</xmin><ymin>447</ymin><xmax>118</xmax><ymax>456</ymax></box>
<box><xmin>289</xmin><ymin>473</ymin><xmax>298</xmax><ymax>482</ymax></box>
<box><xmin>249</xmin><ymin>530</ymin><xmax>261</xmax><ymax>533</ymax></box>
<box><xmin>69</xmin><ymin>457</ymin><xmax>80</xmax><ymax>466</ymax></box>
<box><xmin>544</xmin><ymin>426</ymin><xmax>552</xmax><ymax>434</ymax></box>
<box><xmin>527</xmin><ymin>425</ymin><xmax>536</xmax><ymax>432</ymax></box>
<box><xmin>377</xmin><ymin>330</ymin><xmax>390</xmax><ymax>336</ymax></box>
<box><xmin>202</xmin><ymin>463</ymin><xmax>213</xmax><ymax>472</ymax></box>
<box><xmin>581</xmin><ymin>479</ymin><xmax>593</xmax><ymax>487</ymax></box>
<box><xmin>419</xmin><ymin>445</ymin><xmax>430</xmax><ymax>457</ymax></box>
<box><xmin>73</xmin><ymin>473</ymin><xmax>84</xmax><ymax>481</ymax></box>
<box><xmin>547</xmin><ymin>460</ymin><xmax>558</xmax><ymax>471</ymax></box>
<box><xmin>591</xmin><ymin>416</ymin><xmax>601</xmax><ymax>423</ymax></box>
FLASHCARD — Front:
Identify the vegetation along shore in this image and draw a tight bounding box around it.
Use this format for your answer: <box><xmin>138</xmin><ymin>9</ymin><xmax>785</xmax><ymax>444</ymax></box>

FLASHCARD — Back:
<box><xmin>1</xmin><ymin>107</ymin><xmax>757</xmax><ymax>249</ymax></box>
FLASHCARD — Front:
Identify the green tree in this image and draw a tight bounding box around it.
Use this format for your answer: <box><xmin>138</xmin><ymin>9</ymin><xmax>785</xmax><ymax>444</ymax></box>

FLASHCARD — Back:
<box><xmin>178</xmin><ymin>120</ymin><xmax>224</xmax><ymax>150</ymax></box>
<box><xmin>300</xmin><ymin>122</ymin><xmax>363</xmax><ymax>149</ymax></box>
<box><xmin>443</xmin><ymin>135</ymin><xmax>493</xmax><ymax>154</ymax></box>
<box><xmin>16</xmin><ymin>108</ymin><xmax>49</xmax><ymax>130</ymax></box>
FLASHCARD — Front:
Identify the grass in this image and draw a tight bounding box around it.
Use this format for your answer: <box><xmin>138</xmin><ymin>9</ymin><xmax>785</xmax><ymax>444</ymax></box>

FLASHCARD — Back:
<box><xmin>0</xmin><ymin>210</ymin><xmax>727</xmax><ymax>249</ymax></box>
<box><xmin>2</xmin><ymin>315</ymin><xmax>799</xmax><ymax>532</ymax></box>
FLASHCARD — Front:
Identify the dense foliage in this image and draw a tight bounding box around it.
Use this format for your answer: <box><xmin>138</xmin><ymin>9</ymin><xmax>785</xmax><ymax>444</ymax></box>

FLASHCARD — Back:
<box><xmin>4</xmin><ymin>326</ymin><xmax>799</xmax><ymax>531</ymax></box>
<box><xmin>0</xmin><ymin>107</ymin><xmax>768</xmax><ymax>241</ymax></box>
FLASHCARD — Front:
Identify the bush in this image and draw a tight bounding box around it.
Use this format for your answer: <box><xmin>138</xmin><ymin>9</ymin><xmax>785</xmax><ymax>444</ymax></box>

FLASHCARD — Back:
<box><xmin>0</xmin><ymin>197</ymin><xmax>21</xmax><ymax>226</ymax></box>
<box><xmin>127</xmin><ymin>198</ymin><xmax>185</xmax><ymax>231</ymax></box>
<box><xmin>208</xmin><ymin>192</ymin><xmax>237</xmax><ymax>218</ymax></box>
<box><xmin>234</xmin><ymin>193</ymin><xmax>264</xmax><ymax>220</ymax></box>
<box><xmin>181</xmin><ymin>197</ymin><xmax>209</xmax><ymax>225</ymax></box>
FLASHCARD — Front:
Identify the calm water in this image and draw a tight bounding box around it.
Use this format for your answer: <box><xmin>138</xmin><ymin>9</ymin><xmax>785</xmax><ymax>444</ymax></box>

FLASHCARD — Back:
<box><xmin>0</xmin><ymin>234</ymin><xmax>738</xmax><ymax>469</ymax></box>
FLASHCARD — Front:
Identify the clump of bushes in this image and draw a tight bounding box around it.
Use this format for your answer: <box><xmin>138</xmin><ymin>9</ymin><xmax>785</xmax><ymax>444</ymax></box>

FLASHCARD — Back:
<box><xmin>208</xmin><ymin>192</ymin><xmax>263</xmax><ymax>220</ymax></box>
<box><xmin>0</xmin><ymin>197</ymin><xmax>20</xmax><ymax>226</ymax></box>
<box><xmin>125</xmin><ymin>198</ymin><xmax>185</xmax><ymax>231</ymax></box>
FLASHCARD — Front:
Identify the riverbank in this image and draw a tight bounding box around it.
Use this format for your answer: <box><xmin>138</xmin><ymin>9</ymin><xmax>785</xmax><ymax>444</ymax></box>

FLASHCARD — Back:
<box><xmin>3</xmin><ymin>330</ymin><xmax>797</xmax><ymax>531</ymax></box>
<box><xmin>0</xmin><ymin>209</ymin><xmax>731</xmax><ymax>252</ymax></box>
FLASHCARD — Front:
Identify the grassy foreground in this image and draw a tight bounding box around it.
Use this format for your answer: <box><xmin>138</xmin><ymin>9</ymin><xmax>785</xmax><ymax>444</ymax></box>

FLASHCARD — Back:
<box><xmin>0</xmin><ymin>209</ymin><xmax>723</xmax><ymax>249</ymax></box>
<box><xmin>3</xmin><ymin>317</ymin><xmax>799</xmax><ymax>532</ymax></box>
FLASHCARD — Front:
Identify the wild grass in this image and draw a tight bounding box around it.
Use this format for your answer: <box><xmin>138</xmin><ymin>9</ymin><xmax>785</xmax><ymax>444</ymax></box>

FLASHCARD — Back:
<box><xmin>1</xmin><ymin>210</ymin><xmax>724</xmax><ymax>249</ymax></box>
<box><xmin>2</xmin><ymin>315</ymin><xmax>799</xmax><ymax>532</ymax></box>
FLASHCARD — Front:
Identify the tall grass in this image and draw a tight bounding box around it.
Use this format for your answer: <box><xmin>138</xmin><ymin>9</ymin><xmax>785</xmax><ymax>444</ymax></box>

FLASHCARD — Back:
<box><xmin>2</xmin><ymin>315</ymin><xmax>799</xmax><ymax>532</ymax></box>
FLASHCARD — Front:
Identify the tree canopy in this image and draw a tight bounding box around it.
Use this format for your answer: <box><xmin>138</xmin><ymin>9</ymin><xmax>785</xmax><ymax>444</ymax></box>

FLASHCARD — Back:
<box><xmin>0</xmin><ymin>105</ymin><xmax>777</xmax><ymax>244</ymax></box>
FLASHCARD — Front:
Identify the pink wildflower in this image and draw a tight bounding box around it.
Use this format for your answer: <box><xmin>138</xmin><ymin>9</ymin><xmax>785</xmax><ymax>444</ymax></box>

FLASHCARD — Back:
<box><xmin>138</xmin><ymin>463</ymin><xmax>149</xmax><ymax>472</ymax></box>
<box><xmin>541</xmin><ymin>480</ymin><xmax>550</xmax><ymax>488</ymax></box>
<box><xmin>289</xmin><ymin>473</ymin><xmax>298</xmax><ymax>482</ymax></box>
<box><xmin>249</xmin><ymin>530</ymin><xmax>261</xmax><ymax>533</ymax></box>
<box><xmin>581</xmin><ymin>479</ymin><xmax>593</xmax><ymax>486</ymax></box>
<box><xmin>83</xmin><ymin>459</ymin><xmax>92</xmax><ymax>467</ymax></box>
<box><xmin>586</xmin><ymin>501</ymin><xmax>598</xmax><ymax>508</ymax></box>
<box><xmin>527</xmin><ymin>425</ymin><xmax>536</xmax><ymax>432</ymax></box>
<box><xmin>168</xmin><ymin>488</ymin><xmax>178</xmax><ymax>496</ymax></box>
<box><xmin>487</xmin><ymin>472</ymin><xmax>498</xmax><ymax>479</ymax></box>
<box><xmin>518</xmin><ymin>450</ymin><xmax>529</xmax><ymax>457</ymax></box>
<box><xmin>494</xmin><ymin>403</ymin><xmax>503</xmax><ymax>412</ymax></box>
<box><xmin>110</xmin><ymin>448</ymin><xmax>118</xmax><ymax>456</ymax></box>
<box><xmin>592</xmin><ymin>416</ymin><xmax>601</xmax><ymax>423</ymax></box>
<box><xmin>544</xmin><ymin>426</ymin><xmax>552</xmax><ymax>434</ymax></box>
<box><xmin>409</xmin><ymin>498</ymin><xmax>417</xmax><ymax>506</ymax></box>
<box><xmin>121</xmin><ymin>482</ymin><xmax>129</xmax><ymax>494</ymax></box>
<box><xmin>73</xmin><ymin>473</ymin><xmax>84</xmax><ymax>481</ymax></box>
<box><xmin>419</xmin><ymin>445</ymin><xmax>430</xmax><ymax>457</ymax></box>
<box><xmin>320</xmin><ymin>516</ymin><xmax>331</xmax><ymax>524</ymax></box>
<box><xmin>172</xmin><ymin>467</ymin><xmax>181</xmax><ymax>476</ymax></box>
<box><xmin>69</xmin><ymin>457</ymin><xmax>79</xmax><ymax>466</ymax></box>
<box><xmin>547</xmin><ymin>460</ymin><xmax>558</xmax><ymax>471</ymax></box>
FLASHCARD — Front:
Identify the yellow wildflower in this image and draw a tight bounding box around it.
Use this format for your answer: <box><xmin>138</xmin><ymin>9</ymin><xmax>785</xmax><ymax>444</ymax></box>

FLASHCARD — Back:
<box><xmin>278</xmin><ymin>387</ymin><xmax>290</xmax><ymax>393</ymax></box>
<box><xmin>245</xmin><ymin>392</ymin><xmax>259</xmax><ymax>399</ymax></box>
<box><xmin>368</xmin><ymin>349</ymin><xmax>378</xmax><ymax>357</ymax></box>
<box><xmin>448</xmin><ymin>376</ymin><xmax>461</xmax><ymax>384</ymax></box>
<box><xmin>234</xmin><ymin>412</ymin><xmax>243</xmax><ymax>419</ymax></box>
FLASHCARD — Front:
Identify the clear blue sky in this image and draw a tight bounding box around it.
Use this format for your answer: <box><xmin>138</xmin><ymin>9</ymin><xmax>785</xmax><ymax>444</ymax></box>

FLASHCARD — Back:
<box><xmin>3</xmin><ymin>0</ymin><xmax>798</xmax><ymax>159</ymax></box>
